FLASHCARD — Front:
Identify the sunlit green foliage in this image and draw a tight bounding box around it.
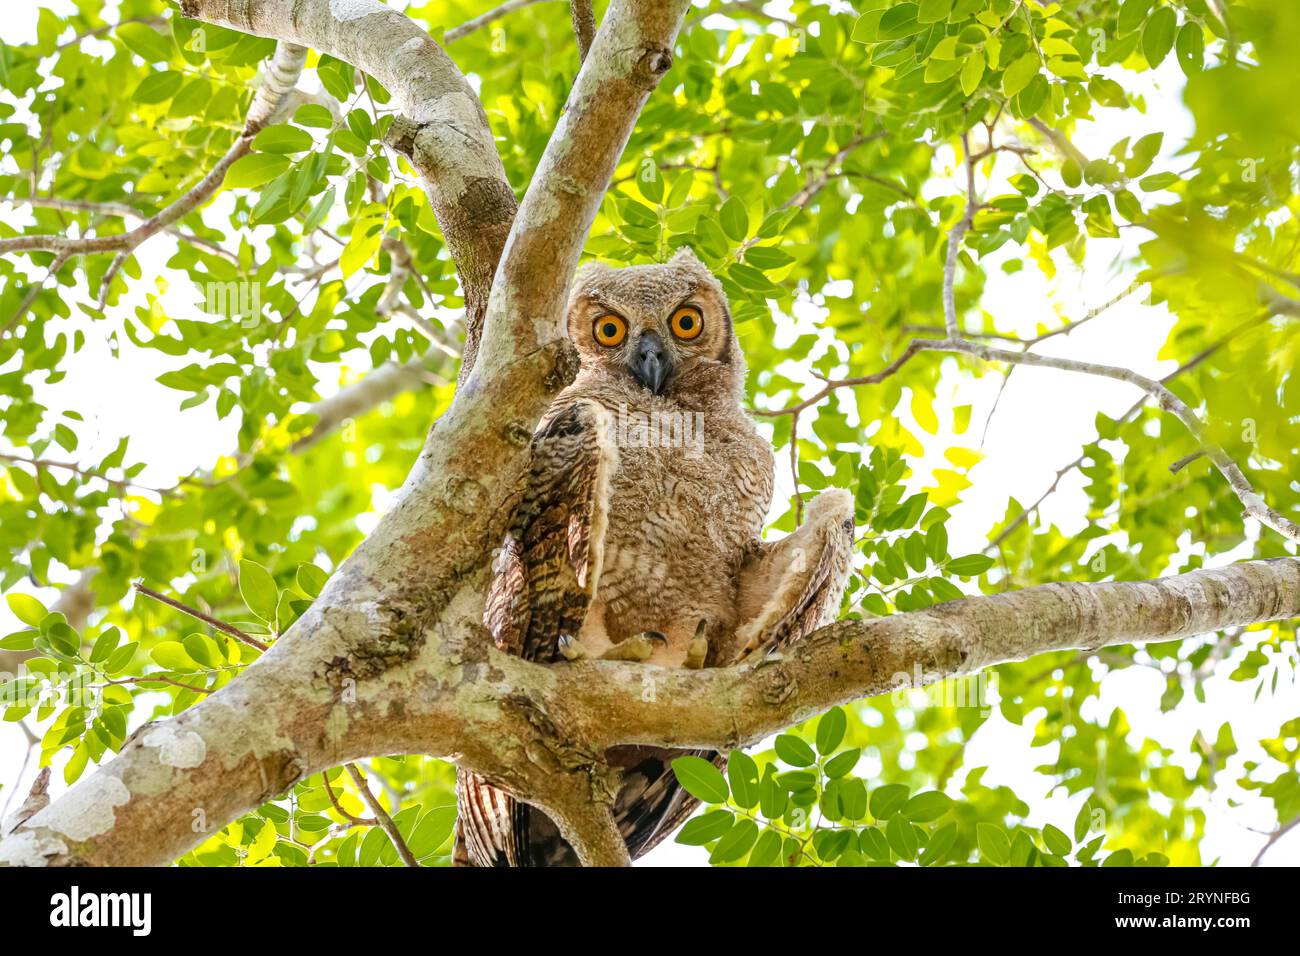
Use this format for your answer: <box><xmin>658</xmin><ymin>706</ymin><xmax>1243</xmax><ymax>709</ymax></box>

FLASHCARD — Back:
<box><xmin>0</xmin><ymin>0</ymin><xmax>1296</xmax><ymax>866</ymax></box>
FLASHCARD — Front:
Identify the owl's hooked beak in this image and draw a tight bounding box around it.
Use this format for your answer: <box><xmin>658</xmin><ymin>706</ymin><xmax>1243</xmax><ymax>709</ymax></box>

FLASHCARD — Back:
<box><xmin>629</xmin><ymin>330</ymin><xmax>672</xmax><ymax>395</ymax></box>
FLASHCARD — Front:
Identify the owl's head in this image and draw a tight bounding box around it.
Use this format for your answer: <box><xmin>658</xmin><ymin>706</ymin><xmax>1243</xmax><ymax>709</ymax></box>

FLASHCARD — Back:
<box><xmin>565</xmin><ymin>247</ymin><xmax>744</xmax><ymax>398</ymax></box>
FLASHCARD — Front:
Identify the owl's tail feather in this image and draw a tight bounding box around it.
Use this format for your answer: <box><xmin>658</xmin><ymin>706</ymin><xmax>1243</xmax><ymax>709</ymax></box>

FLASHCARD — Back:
<box><xmin>454</xmin><ymin>769</ymin><xmax>529</xmax><ymax>867</ymax></box>
<box><xmin>454</xmin><ymin>750</ymin><xmax>721</xmax><ymax>866</ymax></box>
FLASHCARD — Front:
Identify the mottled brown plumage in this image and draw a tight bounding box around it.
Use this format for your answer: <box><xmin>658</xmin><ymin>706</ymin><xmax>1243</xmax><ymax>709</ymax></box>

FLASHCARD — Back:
<box><xmin>456</xmin><ymin>248</ymin><xmax>854</xmax><ymax>866</ymax></box>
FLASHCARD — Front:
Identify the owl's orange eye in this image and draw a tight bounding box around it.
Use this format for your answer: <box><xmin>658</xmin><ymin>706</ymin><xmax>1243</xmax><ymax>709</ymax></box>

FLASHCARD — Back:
<box><xmin>593</xmin><ymin>315</ymin><xmax>627</xmax><ymax>347</ymax></box>
<box><xmin>670</xmin><ymin>306</ymin><xmax>703</xmax><ymax>341</ymax></box>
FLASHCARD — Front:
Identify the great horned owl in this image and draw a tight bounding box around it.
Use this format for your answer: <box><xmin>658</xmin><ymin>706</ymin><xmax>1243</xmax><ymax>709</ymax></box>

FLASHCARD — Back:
<box><xmin>455</xmin><ymin>247</ymin><xmax>854</xmax><ymax>866</ymax></box>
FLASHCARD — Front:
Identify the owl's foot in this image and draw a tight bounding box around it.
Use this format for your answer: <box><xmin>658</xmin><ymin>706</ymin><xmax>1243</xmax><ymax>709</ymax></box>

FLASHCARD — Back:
<box><xmin>558</xmin><ymin>634</ymin><xmax>588</xmax><ymax>662</ymax></box>
<box><xmin>685</xmin><ymin>620</ymin><xmax>709</xmax><ymax>669</ymax></box>
<box><xmin>601</xmin><ymin>631</ymin><xmax>667</xmax><ymax>662</ymax></box>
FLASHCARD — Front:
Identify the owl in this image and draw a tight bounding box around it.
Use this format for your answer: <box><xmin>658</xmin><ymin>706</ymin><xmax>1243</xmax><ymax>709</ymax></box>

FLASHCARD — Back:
<box><xmin>455</xmin><ymin>247</ymin><xmax>854</xmax><ymax>866</ymax></box>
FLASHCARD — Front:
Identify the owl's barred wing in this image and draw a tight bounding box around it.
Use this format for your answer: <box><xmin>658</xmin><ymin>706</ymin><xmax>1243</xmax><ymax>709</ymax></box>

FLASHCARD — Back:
<box><xmin>458</xmin><ymin>401</ymin><xmax>613</xmax><ymax>868</ymax></box>
<box><xmin>486</xmin><ymin>400</ymin><xmax>612</xmax><ymax>661</ymax></box>
<box><xmin>614</xmin><ymin>746</ymin><xmax>725</xmax><ymax>859</ymax></box>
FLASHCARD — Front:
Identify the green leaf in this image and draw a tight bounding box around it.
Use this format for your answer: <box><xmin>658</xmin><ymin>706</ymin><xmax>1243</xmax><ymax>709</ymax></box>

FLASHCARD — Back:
<box><xmin>1043</xmin><ymin>823</ymin><xmax>1072</xmax><ymax>856</ymax></box>
<box><xmin>341</xmin><ymin>216</ymin><xmax>385</xmax><ymax>278</ymax></box>
<box><xmin>183</xmin><ymin>633</ymin><xmax>221</xmax><ymax>668</ymax></box>
<box><xmin>823</xmin><ymin>748</ymin><xmax>861</xmax><ymax>779</ymax></box>
<box><xmin>1142</xmin><ymin>7</ymin><xmax>1177</xmax><ymax>68</ymax></box>
<box><xmin>87</xmin><ymin>627</ymin><xmax>121</xmax><ymax>664</ymax></box>
<box><xmin>317</xmin><ymin>55</ymin><xmax>357</xmax><ymax>102</ymax></box>
<box><xmin>1000</xmin><ymin>53</ymin><xmax>1039</xmax><ymax>99</ymax></box>
<box><xmin>774</xmin><ymin>734</ymin><xmax>816</xmax><ymax>767</ymax></box>
<box><xmin>748</xmin><ymin>828</ymin><xmax>783</xmax><ymax>867</ymax></box>
<box><xmin>133</xmin><ymin>71</ymin><xmax>184</xmax><ymax>104</ymax></box>
<box><xmin>118</xmin><ymin>23</ymin><xmax>174</xmax><ymax>63</ymax></box>
<box><xmin>239</xmin><ymin>559</ymin><xmax>279</xmax><ymax>624</ymax></box>
<box><xmin>758</xmin><ymin>767</ymin><xmax>788</xmax><ymax>819</ymax></box>
<box><xmin>408</xmin><ymin>806</ymin><xmax>457</xmax><ymax>858</ymax></box>
<box><xmin>294</xmin><ymin>103</ymin><xmax>335</xmax><ymax>128</ymax></box>
<box><xmin>1074</xmin><ymin>801</ymin><xmax>1093</xmax><ymax>842</ymax></box>
<box><xmin>719</xmin><ymin>197</ymin><xmax>749</xmax><ymax>242</ymax></box>
<box><xmin>302</xmin><ymin>186</ymin><xmax>336</xmax><ymax>234</ymax></box>
<box><xmin>671</xmin><ymin>755</ymin><xmax>729</xmax><ymax>803</ymax></box>
<box><xmin>727</xmin><ymin>750</ymin><xmax>760</xmax><ymax>809</ymax></box>
<box><xmin>252</xmin><ymin>124</ymin><xmax>315</xmax><ymax>154</ymax></box>
<box><xmin>960</xmin><ymin>49</ymin><xmax>985</xmax><ymax>96</ymax></box>
<box><xmin>869</xmin><ymin>783</ymin><xmax>909</xmax><ymax>819</ymax></box>
<box><xmin>885</xmin><ymin>815</ymin><xmax>919</xmax><ymax>860</ymax></box>
<box><xmin>977</xmin><ymin>822</ymin><xmax>1011</xmax><ymax>865</ymax></box>
<box><xmin>815</xmin><ymin>707</ymin><xmax>846</xmax><ymax>754</ymax></box>
<box><xmin>877</xmin><ymin>3</ymin><xmax>925</xmax><ymax>40</ymax></box>
<box><xmin>902</xmin><ymin>790</ymin><xmax>952</xmax><ymax>823</ymax></box>
<box><xmin>1138</xmin><ymin>171</ymin><xmax>1179</xmax><ymax>192</ymax></box>
<box><xmin>710</xmin><ymin>818</ymin><xmax>759</xmax><ymax>863</ymax></box>
<box><xmin>105</xmin><ymin>642</ymin><xmax>139</xmax><ymax>675</ymax></box>
<box><xmin>676</xmin><ymin>809</ymin><xmax>734</xmax><ymax>845</ymax></box>
<box><xmin>1126</xmin><ymin>132</ymin><xmax>1163</xmax><ymax>177</ymax></box>
<box><xmin>919</xmin><ymin>821</ymin><xmax>958</xmax><ymax>866</ymax></box>
<box><xmin>1117</xmin><ymin>0</ymin><xmax>1152</xmax><ymax>35</ymax></box>
<box><xmin>917</xmin><ymin>0</ymin><xmax>953</xmax><ymax>24</ymax></box>
<box><xmin>6</xmin><ymin>593</ymin><xmax>47</xmax><ymax>627</ymax></box>
<box><xmin>296</xmin><ymin>563</ymin><xmax>329</xmax><ymax>599</ymax></box>
<box><xmin>947</xmin><ymin>553</ymin><xmax>993</xmax><ymax>576</ymax></box>
<box><xmin>151</xmin><ymin>641</ymin><xmax>198</xmax><ymax>671</ymax></box>
<box><xmin>227</xmin><ymin>153</ymin><xmax>291</xmax><ymax>189</ymax></box>
<box><xmin>0</xmin><ymin>631</ymin><xmax>36</xmax><ymax>651</ymax></box>
<box><xmin>1175</xmin><ymin>22</ymin><xmax>1203</xmax><ymax>75</ymax></box>
<box><xmin>859</xmin><ymin>826</ymin><xmax>891</xmax><ymax>862</ymax></box>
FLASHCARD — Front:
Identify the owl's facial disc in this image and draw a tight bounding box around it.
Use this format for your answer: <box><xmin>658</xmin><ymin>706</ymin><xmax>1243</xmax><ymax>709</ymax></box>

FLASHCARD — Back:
<box><xmin>628</xmin><ymin>329</ymin><xmax>672</xmax><ymax>395</ymax></box>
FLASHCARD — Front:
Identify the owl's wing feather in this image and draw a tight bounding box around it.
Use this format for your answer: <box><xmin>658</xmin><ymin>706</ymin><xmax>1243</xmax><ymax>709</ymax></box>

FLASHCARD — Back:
<box><xmin>732</xmin><ymin>488</ymin><xmax>855</xmax><ymax>659</ymax></box>
<box><xmin>458</xmin><ymin>401</ymin><xmax>611</xmax><ymax>867</ymax></box>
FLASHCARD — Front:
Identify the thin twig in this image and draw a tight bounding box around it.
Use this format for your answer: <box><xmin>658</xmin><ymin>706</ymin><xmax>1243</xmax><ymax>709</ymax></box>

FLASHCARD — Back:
<box><xmin>1169</xmin><ymin>450</ymin><xmax>1207</xmax><ymax>475</ymax></box>
<box><xmin>321</xmin><ymin>770</ymin><xmax>377</xmax><ymax>826</ymax></box>
<box><xmin>344</xmin><ymin>763</ymin><xmax>420</xmax><ymax>867</ymax></box>
<box><xmin>1252</xmin><ymin>814</ymin><xmax>1299</xmax><ymax>867</ymax></box>
<box><xmin>444</xmin><ymin>0</ymin><xmax>553</xmax><ymax>44</ymax></box>
<box><xmin>3</xmin><ymin>252</ymin><xmax>69</xmax><ymax>337</ymax></box>
<box><xmin>104</xmin><ymin>675</ymin><xmax>214</xmax><ymax>695</ymax></box>
<box><xmin>943</xmin><ymin>129</ymin><xmax>980</xmax><ymax>339</ymax></box>
<box><xmin>56</xmin><ymin>16</ymin><xmax>166</xmax><ymax>51</ymax></box>
<box><xmin>133</xmin><ymin>583</ymin><xmax>269</xmax><ymax>652</ymax></box>
<box><xmin>0</xmin><ymin>452</ymin><xmax>170</xmax><ymax>496</ymax></box>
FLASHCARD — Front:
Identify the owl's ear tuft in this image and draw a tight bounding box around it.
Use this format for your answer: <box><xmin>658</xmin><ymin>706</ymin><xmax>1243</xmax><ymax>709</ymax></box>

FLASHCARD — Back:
<box><xmin>568</xmin><ymin>260</ymin><xmax>612</xmax><ymax>303</ymax></box>
<box><xmin>668</xmin><ymin>245</ymin><xmax>708</xmax><ymax>271</ymax></box>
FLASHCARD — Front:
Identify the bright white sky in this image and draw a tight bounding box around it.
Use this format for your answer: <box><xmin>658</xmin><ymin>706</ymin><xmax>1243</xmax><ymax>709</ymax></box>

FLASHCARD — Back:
<box><xmin>0</xmin><ymin>0</ymin><xmax>1295</xmax><ymax>867</ymax></box>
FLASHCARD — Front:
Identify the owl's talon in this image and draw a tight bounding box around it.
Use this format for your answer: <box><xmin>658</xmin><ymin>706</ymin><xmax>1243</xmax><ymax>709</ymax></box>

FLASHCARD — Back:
<box><xmin>601</xmin><ymin>631</ymin><xmax>666</xmax><ymax>662</ymax></box>
<box><xmin>685</xmin><ymin>620</ymin><xmax>709</xmax><ymax>669</ymax></box>
<box><xmin>558</xmin><ymin>634</ymin><xmax>588</xmax><ymax>662</ymax></box>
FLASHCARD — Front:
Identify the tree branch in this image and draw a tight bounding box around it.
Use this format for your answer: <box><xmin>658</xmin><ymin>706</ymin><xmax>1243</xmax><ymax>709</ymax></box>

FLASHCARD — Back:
<box><xmin>180</xmin><ymin>0</ymin><xmax>519</xmax><ymax>380</ymax></box>
<box><xmin>444</xmin><ymin>0</ymin><xmax>552</xmax><ymax>44</ymax></box>
<box><xmin>343</xmin><ymin>763</ymin><xmax>419</xmax><ymax>867</ymax></box>
<box><xmin>471</xmin><ymin>0</ymin><xmax>690</xmax><ymax>377</ymax></box>
<box><xmin>132</xmin><ymin>583</ymin><xmax>269</xmax><ymax>652</ymax></box>
<box><xmin>4</xmin><ymin>553</ymin><xmax>1294</xmax><ymax>867</ymax></box>
<box><xmin>558</xmin><ymin>558</ymin><xmax>1300</xmax><ymax>752</ymax></box>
